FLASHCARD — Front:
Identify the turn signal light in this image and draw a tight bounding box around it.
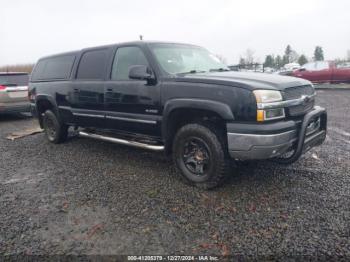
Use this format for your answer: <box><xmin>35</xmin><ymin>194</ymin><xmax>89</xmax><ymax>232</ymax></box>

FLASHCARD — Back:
<box><xmin>257</xmin><ymin>108</ymin><xmax>285</xmax><ymax>122</ymax></box>
<box><xmin>257</xmin><ymin>110</ymin><xmax>264</xmax><ymax>122</ymax></box>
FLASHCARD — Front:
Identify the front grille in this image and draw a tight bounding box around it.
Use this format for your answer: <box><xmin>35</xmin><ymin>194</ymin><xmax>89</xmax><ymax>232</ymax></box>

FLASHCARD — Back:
<box><xmin>282</xmin><ymin>85</ymin><xmax>315</xmax><ymax>100</ymax></box>
<box><xmin>288</xmin><ymin>100</ymin><xmax>315</xmax><ymax>116</ymax></box>
<box><xmin>283</xmin><ymin>85</ymin><xmax>315</xmax><ymax>116</ymax></box>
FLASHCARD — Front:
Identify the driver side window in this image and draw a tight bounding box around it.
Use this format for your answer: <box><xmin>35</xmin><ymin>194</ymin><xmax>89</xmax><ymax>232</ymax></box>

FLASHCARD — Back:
<box><xmin>315</xmin><ymin>61</ymin><xmax>329</xmax><ymax>70</ymax></box>
<box><xmin>111</xmin><ymin>46</ymin><xmax>149</xmax><ymax>81</ymax></box>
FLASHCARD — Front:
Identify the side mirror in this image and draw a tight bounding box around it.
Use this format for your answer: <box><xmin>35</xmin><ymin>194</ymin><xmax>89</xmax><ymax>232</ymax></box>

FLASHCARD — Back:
<box><xmin>299</xmin><ymin>67</ymin><xmax>306</xmax><ymax>72</ymax></box>
<box><xmin>129</xmin><ymin>65</ymin><xmax>155</xmax><ymax>81</ymax></box>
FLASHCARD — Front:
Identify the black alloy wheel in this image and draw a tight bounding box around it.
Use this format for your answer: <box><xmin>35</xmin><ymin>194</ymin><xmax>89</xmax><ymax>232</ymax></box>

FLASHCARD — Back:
<box><xmin>172</xmin><ymin>123</ymin><xmax>231</xmax><ymax>189</ymax></box>
<box><xmin>182</xmin><ymin>137</ymin><xmax>211</xmax><ymax>177</ymax></box>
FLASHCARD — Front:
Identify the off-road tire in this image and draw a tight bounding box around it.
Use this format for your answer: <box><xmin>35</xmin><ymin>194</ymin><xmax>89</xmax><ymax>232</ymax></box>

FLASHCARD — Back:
<box><xmin>172</xmin><ymin>123</ymin><xmax>231</xmax><ymax>189</ymax></box>
<box><xmin>42</xmin><ymin>110</ymin><xmax>68</xmax><ymax>144</ymax></box>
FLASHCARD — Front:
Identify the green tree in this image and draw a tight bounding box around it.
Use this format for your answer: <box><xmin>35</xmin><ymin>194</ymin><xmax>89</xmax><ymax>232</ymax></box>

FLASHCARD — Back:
<box><xmin>298</xmin><ymin>54</ymin><xmax>308</xmax><ymax>65</ymax></box>
<box><xmin>284</xmin><ymin>45</ymin><xmax>292</xmax><ymax>63</ymax></box>
<box><xmin>264</xmin><ymin>55</ymin><xmax>275</xmax><ymax>68</ymax></box>
<box><xmin>282</xmin><ymin>55</ymin><xmax>289</xmax><ymax>67</ymax></box>
<box><xmin>282</xmin><ymin>45</ymin><xmax>299</xmax><ymax>63</ymax></box>
<box><xmin>275</xmin><ymin>55</ymin><xmax>282</xmax><ymax>69</ymax></box>
<box><xmin>314</xmin><ymin>46</ymin><xmax>324</xmax><ymax>61</ymax></box>
<box><xmin>289</xmin><ymin>50</ymin><xmax>299</xmax><ymax>63</ymax></box>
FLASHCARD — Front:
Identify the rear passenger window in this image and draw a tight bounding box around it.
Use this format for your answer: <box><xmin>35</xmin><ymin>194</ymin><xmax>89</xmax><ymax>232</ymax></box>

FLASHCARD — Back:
<box><xmin>76</xmin><ymin>49</ymin><xmax>108</xmax><ymax>80</ymax></box>
<box><xmin>111</xmin><ymin>47</ymin><xmax>149</xmax><ymax>80</ymax></box>
<box><xmin>31</xmin><ymin>55</ymin><xmax>75</xmax><ymax>81</ymax></box>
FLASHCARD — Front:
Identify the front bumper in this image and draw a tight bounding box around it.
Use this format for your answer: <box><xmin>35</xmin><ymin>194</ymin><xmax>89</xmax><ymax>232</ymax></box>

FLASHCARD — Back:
<box><xmin>227</xmin><ymin>106</ymin><xmax>327</xmax><ymax>161</ymax></box>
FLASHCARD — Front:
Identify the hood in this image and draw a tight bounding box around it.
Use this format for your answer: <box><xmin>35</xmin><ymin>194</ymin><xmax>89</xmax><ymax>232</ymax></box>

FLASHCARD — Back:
<box><xmin>175</xmin><ymin>71</ymin><xmax>311</xmax><ymax>91</ymax></box>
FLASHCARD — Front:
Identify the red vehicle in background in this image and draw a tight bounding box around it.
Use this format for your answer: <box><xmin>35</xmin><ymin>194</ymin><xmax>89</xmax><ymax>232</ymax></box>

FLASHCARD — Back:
<box><xmin>292</xmin><ymin>61</ymin><xmax>350</xmax><ymax>83</ymax></box>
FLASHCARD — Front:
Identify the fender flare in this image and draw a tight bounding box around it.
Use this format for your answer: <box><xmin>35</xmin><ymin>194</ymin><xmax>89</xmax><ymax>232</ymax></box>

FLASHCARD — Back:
<box><xmin>35</xmin><ymin>95</ymin><xmax>58</xmax><ymax>114</ymax></box>
<box><xmin>161</xmin><ymin>98</ymin><xmax>234</xmax><ymax>140</ymax></box>
<box><xmin>35</xmin><ymin>95</ymin><xmax>60</xmax><ymax>127</ymax></box>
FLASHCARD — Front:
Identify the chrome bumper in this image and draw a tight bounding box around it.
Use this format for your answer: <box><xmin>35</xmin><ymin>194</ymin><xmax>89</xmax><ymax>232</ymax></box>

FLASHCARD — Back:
<box><xmin>227</xmin><ymin>106</ymin><xmax>327</xmax><ymax>161</ymax></box>
<box><xmin>228</xmin><ymin>130</ymin><xmax>297</xmax><ymax>160</ymax></box>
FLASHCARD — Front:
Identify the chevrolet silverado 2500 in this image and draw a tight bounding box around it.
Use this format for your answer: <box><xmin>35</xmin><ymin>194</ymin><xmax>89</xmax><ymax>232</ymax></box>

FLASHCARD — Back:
<box><xmin>29</xmin><ymin>41</ymin><xmax>327</xmax><ymax>189</ymax></box>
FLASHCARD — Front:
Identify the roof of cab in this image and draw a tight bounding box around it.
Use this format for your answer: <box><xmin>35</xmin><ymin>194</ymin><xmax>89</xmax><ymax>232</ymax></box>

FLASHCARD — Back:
<box><xmin>37</xmin><ymin>50</ymin><xmax>80</xmax><ymax>61</ymax></box>
<box><xmin>37</xmin><ymin>41</ymin><xmax>201</xmax><ymax>61</ymax></box>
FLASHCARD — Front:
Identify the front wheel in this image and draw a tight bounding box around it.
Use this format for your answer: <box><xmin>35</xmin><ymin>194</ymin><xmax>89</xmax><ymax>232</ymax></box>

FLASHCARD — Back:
<box><xmin>42</xmin><ymin>110</ymin><xmax>68</xmax><ymax>144</ymax></box>
<box><xmin>172</xmin><ymin>123</ymin><xmax>231</xmax><ymax>189</ymax></box>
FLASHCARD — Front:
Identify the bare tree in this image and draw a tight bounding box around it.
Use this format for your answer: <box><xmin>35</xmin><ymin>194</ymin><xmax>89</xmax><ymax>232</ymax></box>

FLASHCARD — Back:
<box><xmin>215</xmin><ymin>54</ymin><xmax>227</xmax><ymax>64</ymax></box>
<box><xmin>244</xmin><ymin>49</ymin><xmax>255</xmax><ymax>65</ymax></box>
<box><xmin>239</xmin><ymin>57</ymin><xmax>246</xmax><ymax>66</ymax></box>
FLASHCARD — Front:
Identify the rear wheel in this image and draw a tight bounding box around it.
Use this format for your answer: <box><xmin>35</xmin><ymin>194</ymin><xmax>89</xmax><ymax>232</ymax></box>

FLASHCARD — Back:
<box><xmin>42</xmin><ymin>110</ymin><xmax>68</xmax><ymax>143</ymax></box>
<box><xmin>172</xmin><ymin>123</ymin><xmax>231</xmax><ymax>189</ymax></box>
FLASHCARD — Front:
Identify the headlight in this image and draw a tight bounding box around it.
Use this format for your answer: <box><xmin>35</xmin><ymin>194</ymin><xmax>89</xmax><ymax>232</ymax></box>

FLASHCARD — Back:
<box><xmin>253</xmin><ymin>90</ymin><xmax>282</xmax><ymax>103</ymax></box>
<box><xmin>253</xmin><ymin>90</ymin><xmax>285</xmax><ymax>122</ymax></box>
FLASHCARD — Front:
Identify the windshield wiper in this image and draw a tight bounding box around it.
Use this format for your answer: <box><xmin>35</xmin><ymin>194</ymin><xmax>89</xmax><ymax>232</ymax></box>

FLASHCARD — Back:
<box><xmin>209</xmin><ymin>68</ymin><xmax>230</xmax><ymax>72</ymax></box>
<box><xmin>178</xmin><ymin>70</ymin><xmax>206</xmax><ymax>74</ymax></box>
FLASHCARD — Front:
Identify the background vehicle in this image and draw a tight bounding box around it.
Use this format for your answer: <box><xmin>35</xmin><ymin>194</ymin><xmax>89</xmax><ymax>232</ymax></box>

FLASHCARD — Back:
<box><xmin>29</xmin><ymin>41</ymin><xmax>327</xmax><ymax>189</ymax></box>
<box><xmin>292</xmin><ymin>61</ymin><xmax>350</xmax><ymax>83</ymax></box>
<box><xmin>0</xmin><ymin>72</ymin><xmax>30</xmax><ymax>114</ymax></box>
<box><xmin>275</xmin><ymin>63</ymin><xmax>301</xmax><ymax>76</ymax></box>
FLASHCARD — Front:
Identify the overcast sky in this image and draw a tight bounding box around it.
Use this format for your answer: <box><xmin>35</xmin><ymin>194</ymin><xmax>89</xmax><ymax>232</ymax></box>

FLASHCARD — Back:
<box><xmin>1</xmin><ymin>0</ymin><xmax>349</xmax><ymax>65</ymax></box>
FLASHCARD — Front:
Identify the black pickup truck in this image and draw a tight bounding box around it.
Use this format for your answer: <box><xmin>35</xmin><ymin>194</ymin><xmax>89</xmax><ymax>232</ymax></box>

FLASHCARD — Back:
<box><xmin>29</xmin><ymin>41</ymin><xmax>327</xmax><ymax>189</ymax></box>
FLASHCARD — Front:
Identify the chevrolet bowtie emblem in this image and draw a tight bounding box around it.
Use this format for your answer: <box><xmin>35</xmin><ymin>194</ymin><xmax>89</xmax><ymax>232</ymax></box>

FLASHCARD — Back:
<box><xmin>301</xmin><ymin>95</ymin><xmax>311</xmax><ymax>104</ymax></box>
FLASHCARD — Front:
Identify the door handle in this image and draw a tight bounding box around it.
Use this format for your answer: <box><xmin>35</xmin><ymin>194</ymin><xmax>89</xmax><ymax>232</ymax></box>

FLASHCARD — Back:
<box><xmin>73</xmin><ymin>88</ymin><xmax>79</xmax><ymax>92</ymax></box>
<box><xmin>107</xmin><ymin>88</ymin><xmax>113</xmax><ymax>92</ymax></box>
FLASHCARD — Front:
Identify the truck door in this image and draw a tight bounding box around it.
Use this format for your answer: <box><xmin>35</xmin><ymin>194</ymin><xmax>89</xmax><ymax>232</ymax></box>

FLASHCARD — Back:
<box><xmin>295</xmin><ymin>62</ymin><xmax>332</xmax><ymax>83</ymax></box>
<box><xmin>313</xmin><ymin>61</ymin><xmax>332</xmax><ymax>82</ymax></box>
<box><xmin>104</xmin><ymin>45</ymin><xmax>161</xmax><ymax>137</ymax></box>
<box><xmin>70</xmin><ymin>48</ymin><xmax>110</xmax><ymax>128</ymax></box>
<box><xmin>333</xmin><ymin>62</ymin><xmax>350</xmax><ymax>82</ymax></box>
<box><xmin>295</xmin><ymin>62</ymin><xmax>317</xmax><ymax>82</ymax></box>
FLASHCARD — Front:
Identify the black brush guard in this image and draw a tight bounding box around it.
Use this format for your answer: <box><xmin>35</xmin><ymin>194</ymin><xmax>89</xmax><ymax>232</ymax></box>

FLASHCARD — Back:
<box><xmin>274</xmin><ymin>106</ymin><xmax>327</xmax><ymax>164</ymax></box>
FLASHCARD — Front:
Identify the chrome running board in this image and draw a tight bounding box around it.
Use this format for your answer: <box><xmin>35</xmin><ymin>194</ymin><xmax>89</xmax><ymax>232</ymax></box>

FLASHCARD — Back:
<box><xmin>78</xmin><ymin>131</ymin><xmax>164</xmax><ymax>151</ymax></box>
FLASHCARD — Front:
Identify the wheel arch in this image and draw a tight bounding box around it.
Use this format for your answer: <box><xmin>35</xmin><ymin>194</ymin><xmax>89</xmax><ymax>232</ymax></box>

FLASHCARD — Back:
<box><xmin>35</xmin><ymin>95</ymin><xmax>59</xmax><ymax>128</ymax></box>
<box><xmin>162</xmin><ymin>99</ymin><xmax>234</xmax><ymax>154</ymax></box>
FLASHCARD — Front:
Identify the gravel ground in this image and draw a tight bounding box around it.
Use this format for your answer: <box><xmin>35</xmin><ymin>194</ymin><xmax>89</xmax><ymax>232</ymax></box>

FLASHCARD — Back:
<box><xmin>0</xmin><ymin>90</ymin><xmax>349</xmax><ymax>259</ymax></box>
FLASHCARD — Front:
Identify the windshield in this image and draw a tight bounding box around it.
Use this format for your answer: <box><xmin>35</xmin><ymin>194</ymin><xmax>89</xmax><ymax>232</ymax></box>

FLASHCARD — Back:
<box><xmin>150</xmin><ymin>43</ymin><xmax>228</xmax><ymax>74</ymax></box>
<box><xmin>0</xmin><ymin>74</ymin><xmax>29</xmax><ymax>86</ymax></box>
